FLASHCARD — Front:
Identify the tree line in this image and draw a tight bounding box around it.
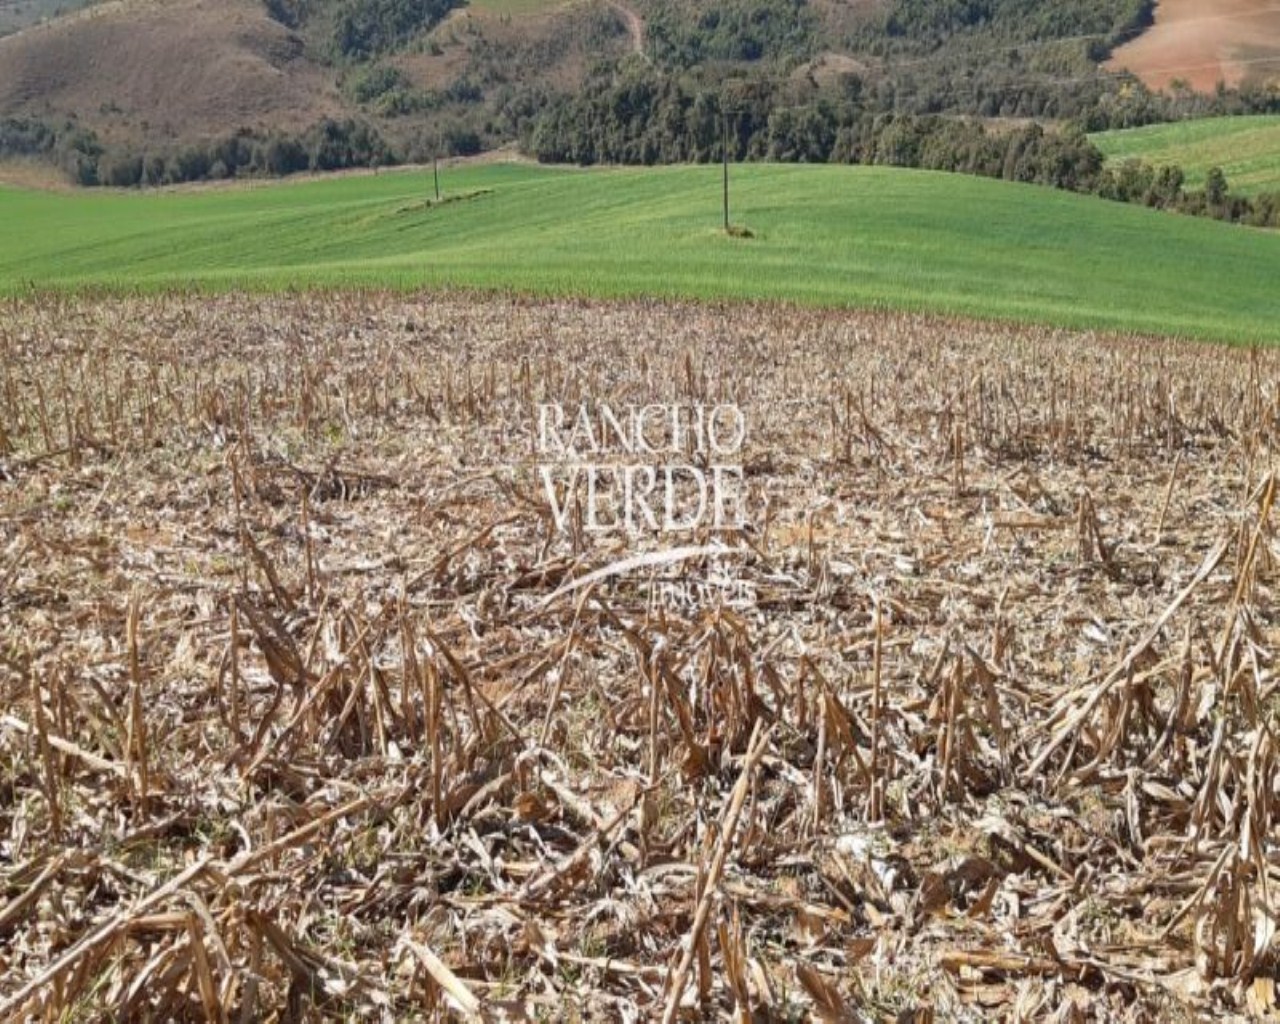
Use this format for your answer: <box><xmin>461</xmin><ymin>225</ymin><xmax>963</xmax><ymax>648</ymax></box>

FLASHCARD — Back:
<box><xmin>527</xmin><ymin>70</ymin><xmax>1280</xmax><ymax>228</ymax></box>
<box><xmin>7</xmin><ymin>96</ymin><xmax>1279</xmax><ymax>231</ymax></box>
<box><xmin>0</xmin><ymin>117</ymin><xmax>103</xmax><ymax>186</ymax></box>
<box><xmin>0</xmin><ymin>117</ymin><xmax>411</xmax><ymax>187</ymax></box>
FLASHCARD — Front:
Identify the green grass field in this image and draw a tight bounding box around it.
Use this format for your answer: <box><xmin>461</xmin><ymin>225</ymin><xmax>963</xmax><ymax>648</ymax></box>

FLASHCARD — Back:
<box><xmin>2</xmin><ymin>161</ymin><xmax>1279</xmax><ymax>342</ymax></box>
<box><xmin>1091</xmin><ymin>116</ymin><xmax>1280</xmax><ymax>196</ymax></box>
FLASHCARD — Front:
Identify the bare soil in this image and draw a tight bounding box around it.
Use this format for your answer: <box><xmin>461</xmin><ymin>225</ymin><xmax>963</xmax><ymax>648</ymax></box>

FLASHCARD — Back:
<box><xmin>1107</xmin><ymin>0</ymin><xmax>1280</xmax><ymax>91</ymax></box>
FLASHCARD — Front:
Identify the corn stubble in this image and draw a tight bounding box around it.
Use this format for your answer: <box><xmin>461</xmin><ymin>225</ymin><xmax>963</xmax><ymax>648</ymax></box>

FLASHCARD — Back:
<box><xmin>0</xmin><ymin>291</ymin><xmax>1278</xmax><ymax>1021</ymax></box>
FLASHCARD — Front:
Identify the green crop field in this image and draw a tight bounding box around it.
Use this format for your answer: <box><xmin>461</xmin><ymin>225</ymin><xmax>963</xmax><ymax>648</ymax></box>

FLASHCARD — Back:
<box><xmin>1091</xmin><ymin>116</ymin><xmax>1280</xmax><ymax>196</ymax></box>
<box><xmin>2</xmin><ymin>161</ymin><xmax>1279</xmax><ymax>342</ymax></box>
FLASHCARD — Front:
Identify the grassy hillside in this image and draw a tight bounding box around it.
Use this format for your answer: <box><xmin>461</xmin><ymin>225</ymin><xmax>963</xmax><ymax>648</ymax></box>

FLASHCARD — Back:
<box><xmin>1</xmin><ymin>162</ymin><xmax>1278</xmax><ymax>341</ymax></box>
<box><xmin>1092</xmin><ymin>115</ymin><xmax>1280</xmax><ymax>195</ymax></box>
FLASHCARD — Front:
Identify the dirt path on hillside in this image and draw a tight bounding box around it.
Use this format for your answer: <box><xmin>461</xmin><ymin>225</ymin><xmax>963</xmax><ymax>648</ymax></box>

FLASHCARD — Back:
<box><xmin>606</xmin><ymin>0</ymin><xmax>645</xmax><ymax>56</ymax></box>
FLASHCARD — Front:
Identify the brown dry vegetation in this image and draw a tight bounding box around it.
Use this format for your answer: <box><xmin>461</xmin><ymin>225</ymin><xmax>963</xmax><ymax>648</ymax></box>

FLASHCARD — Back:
<box><xmin>1107</xmin><ymin>0</ymin><xmax>1280</xmax><ymax>92</ymax></box>
<box><xmin>2</xmin><ymin>292</ymin><xmax>1280</xmax><ymax>1021</ymax></box>
<box><xmin>0</xmin><ymin>0</ymin><xmax>609</xmax><ymax>152</ymax></box>
<box><xmin>0</xmin><ymin>0</ymin><xmax>342</xmax><ymax>146</ymax></box>
<box><xmin>394</xmin><ymin>2</ymin><xmax>614</xmax><ymax>96</ymax></box>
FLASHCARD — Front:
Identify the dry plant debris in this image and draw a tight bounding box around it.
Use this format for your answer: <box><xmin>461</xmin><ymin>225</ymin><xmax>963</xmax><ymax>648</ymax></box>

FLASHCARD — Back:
<box><xmin>1</xmin><ymin>291</ymin><xmax>1279</xmax><ymax>1021</ymax></box>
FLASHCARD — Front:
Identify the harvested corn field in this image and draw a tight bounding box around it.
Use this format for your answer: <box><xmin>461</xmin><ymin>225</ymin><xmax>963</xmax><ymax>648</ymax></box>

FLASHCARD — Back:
<box><xmin>2</xmin><ymin>292</ymin><xmax>1280</xmax><ymax>1021</ymax></box>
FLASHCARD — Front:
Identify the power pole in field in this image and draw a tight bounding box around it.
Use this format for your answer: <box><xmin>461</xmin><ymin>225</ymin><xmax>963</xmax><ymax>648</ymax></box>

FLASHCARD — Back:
<box><xmin>434</xmin><ymin>129</ymin><xmax>442</xmax><ymax>202</ymax></box>
<box><xmin>722</xmin><ymin>111</ymin><xmax>730</xmax><ymax>233</ymax></box>
<box><xmin>720</xmin><ymin>78</ymin><xmax>751</xmax><ymax>234</ymax></box>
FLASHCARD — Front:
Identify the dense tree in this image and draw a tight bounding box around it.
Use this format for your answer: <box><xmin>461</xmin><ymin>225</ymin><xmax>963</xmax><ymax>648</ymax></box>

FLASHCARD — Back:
<box><xmin>99</xmin><ymin>153</ymin><xmax>144</xmax><ymax>188</ymax></box>
<box><xmin>1205</xmin><ymin>166</ymin><xmax>1228</xmax><ymax>206</ymax></box>
<box><xmin>265</xmin><ymin>136</ymin><xmax>310</xmax><ymax>176</ymax></box>
<box><xmin>646</xmin><ymin>0</ymin><xmax>816</xmax><ymax>68</ymax></box>
<box><xmin>330</xmin><ymin>0</ymin><xmax>463</xmax><ymax>60</ymax></box>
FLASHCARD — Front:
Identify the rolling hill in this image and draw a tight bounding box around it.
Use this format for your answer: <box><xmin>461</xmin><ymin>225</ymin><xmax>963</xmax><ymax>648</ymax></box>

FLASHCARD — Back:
<box><xmin>1106</xmin><ymin>0</ymin><xmax>1280</xmax><ymax>91</ymax></box>
<box><xmin>0</xmin><ymin>0</ymin><xmax>341</xmax><ymax>146</ymax></box>
<box><xmin>1092</xmin><ymin>114</ymin><xmax>1280</xmax><ymax>194</ymax></box>
<box><xmin>0</xmin><ymin>0</ymin><xmax>627</xmax><ymax>159</ymax></box>
<box><xmin>6</xmin><ymin>0</ymin><xmax>1268</xmax><ymax>189</ymax></box>
<box><xmin>1</xmin><ymin>160</ymin><xmax>1277</xmax><ymax>342</ymax></box>
<box><xmin>0</xmin><ymin>0</ymin><xmax>99</xmax><ymax>38</ymax></box>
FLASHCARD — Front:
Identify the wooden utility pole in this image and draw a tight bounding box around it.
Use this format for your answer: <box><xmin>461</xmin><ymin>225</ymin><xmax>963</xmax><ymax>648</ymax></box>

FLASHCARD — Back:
<box><xmin>722</xmin><ymin>111</ymin><xmax>730</xmax><ymax>233</ymax></box>
<box><xmin>433</xmin><ymin>129</ymin><xmax>442</xmax><ymax>202</ymax></box>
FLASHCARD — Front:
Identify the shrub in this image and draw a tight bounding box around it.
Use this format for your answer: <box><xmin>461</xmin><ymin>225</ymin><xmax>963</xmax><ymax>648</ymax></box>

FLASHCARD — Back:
<box><xmin>172</xmin><ymin>146</ymin><xmax>211</xmax><ymax>183</ymax></box>
<box><xmin>265</xmin><ymin>136</ymin><xmax>310</xmax><ymax>176</ymax></box>
<box><xmin>443</xmin><ymin>124</ymin><xmax>482</xmax><ymax>157</ymax></box>
<box><xmin>263</xmin><ymin>0</ymin><xmax>302</xmax><ymax>28</ymax></box>
<box><xmin>100</xmin><ymin>153</ymin><xmax>144</xmax><ymax>187</ymax></box>
<box><xmin>348</xmin><ymin>65</ymin><xmax>410</xmax><ymax>104</ymax></box>
<box><xmin>142</xmin><ymin>155</ymin><xmax>167</xmax><ymax>187</ymax></box>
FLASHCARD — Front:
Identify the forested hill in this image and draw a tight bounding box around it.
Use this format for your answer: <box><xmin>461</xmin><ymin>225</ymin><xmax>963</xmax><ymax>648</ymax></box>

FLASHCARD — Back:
<box><xmin>263</xmin><ymin>0</ymin><xmax>465</xmax><ymax>61</ymax></box>
<box><xmin>1</xmin><ymin>0</ymin><xmax>1278</xmax><ymax>189</ymax></box>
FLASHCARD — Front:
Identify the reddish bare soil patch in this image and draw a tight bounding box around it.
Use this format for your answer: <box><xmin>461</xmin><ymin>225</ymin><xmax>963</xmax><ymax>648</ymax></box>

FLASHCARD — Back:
<box><xmin>1107</xmin><ymin>0</ymin><xmax>1280</xmax><ymax>91</ymax></box>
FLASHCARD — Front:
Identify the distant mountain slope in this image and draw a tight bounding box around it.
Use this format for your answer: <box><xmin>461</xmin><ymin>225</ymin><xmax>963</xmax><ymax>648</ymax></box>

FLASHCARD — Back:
<box><xmin>0</xmin><ymin>0</ymin><xmax>99</xmax><ymax>38</ymax></box>
<box><xmin>0</xmin><ymin>0</ymin><xmax>631</xmax><ymax>162</ymax></box>
<box><xmin>2</xmin><ymin>0</ymin><xmax>1278</xmax><ymax>188</ymax></box>
<box><xmin>0</xmin><ymin>0</ymin><xmax>341</xmax><ymax>144</ymax></box>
